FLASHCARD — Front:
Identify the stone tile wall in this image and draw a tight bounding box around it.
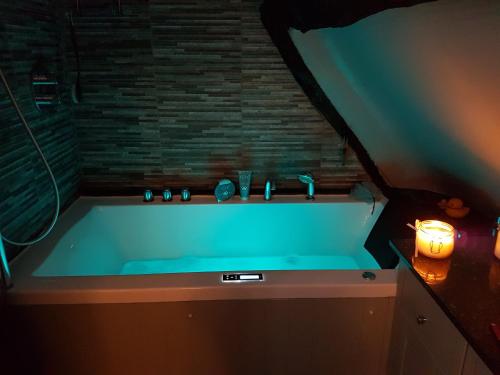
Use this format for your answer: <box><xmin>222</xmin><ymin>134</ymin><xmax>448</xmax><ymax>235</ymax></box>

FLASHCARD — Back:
<box><xmin>67</xmin><ymin>0</ymin><xmax>369</xmax><ymax>193</ymax></box>
<box><xmin>0</xmin><ymin>0</ymin><xmax>80</xmax><ymax>257</ymax></box>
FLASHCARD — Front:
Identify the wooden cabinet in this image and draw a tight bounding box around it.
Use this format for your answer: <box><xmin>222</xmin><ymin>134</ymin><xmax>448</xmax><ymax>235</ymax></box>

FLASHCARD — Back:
<box><xmin>462</xmin><ymin>347</ymin><xmax>493</xmax><ymax>375</ymax></box>
<box><xmin>388</xmin><ymin>266</ymin><xmax>469</xmax><ymax>375</ymax></box>
<box><xmin>6</xmin><ymin>298</ymin><xmax>395</xmax><ymax>375</ymax></box>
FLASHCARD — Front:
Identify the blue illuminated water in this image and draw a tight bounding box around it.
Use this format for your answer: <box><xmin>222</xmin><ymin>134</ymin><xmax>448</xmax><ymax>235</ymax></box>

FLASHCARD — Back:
<box><xmin>120</xmin><ymin>255</ymin><xmax>360</xmax><ymax>275</ymax></box>
<box><xmin>33</xmin><ymin>197</ymin><xmax>383</xmax><ymax>277</ymax></box>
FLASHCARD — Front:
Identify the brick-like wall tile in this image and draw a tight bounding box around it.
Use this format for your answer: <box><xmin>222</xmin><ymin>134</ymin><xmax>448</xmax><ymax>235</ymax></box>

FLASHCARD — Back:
<box><xmin>68</xmin><ymin>0</ymin><xmax>369</xmax><ymax>192</ymax></box>
<box><xmin>0</xmin><ymin>1</ymin><xmax>80</xmax><ymax>256</ymax></box>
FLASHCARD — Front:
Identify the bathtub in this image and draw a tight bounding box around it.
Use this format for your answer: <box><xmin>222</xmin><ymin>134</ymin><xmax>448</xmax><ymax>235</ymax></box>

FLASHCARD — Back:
<box><xmin>8</xmin><ymin>194</ymin><xmax>397</xmax><ymax>304</ymax></box>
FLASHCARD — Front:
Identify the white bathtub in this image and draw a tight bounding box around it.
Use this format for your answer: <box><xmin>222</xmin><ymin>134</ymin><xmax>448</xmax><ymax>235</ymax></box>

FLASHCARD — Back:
<box><xmin>8</xmin><ymin>194</ymin><xmax>397</xmax><ymax>304</ymax></box>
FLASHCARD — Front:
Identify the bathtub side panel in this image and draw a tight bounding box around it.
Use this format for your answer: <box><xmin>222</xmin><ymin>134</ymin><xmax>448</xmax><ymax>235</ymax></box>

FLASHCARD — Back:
<box><xmin>5</xmin><ymin>297</ymin><xmax>394</xmax><ymax>375</ymax></box>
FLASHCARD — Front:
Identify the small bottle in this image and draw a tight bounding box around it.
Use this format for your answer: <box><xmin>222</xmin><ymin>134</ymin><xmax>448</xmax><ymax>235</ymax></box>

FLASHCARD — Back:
<box><xmin>495</xmin><ymin>217</ymin><xmax>500</xmax><ymax>260</ymax></box>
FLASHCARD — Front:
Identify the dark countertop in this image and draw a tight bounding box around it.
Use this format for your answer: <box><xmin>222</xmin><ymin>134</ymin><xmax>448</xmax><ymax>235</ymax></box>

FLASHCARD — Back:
<box><xmin>390</xmin><ymin>236</ymin><xmax>500</xmax><ymax>374</ymax></box>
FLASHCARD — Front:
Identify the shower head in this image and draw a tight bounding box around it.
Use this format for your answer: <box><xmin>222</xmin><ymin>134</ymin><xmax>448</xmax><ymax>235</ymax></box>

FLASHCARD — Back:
<box><xmin>298</xmin><ymin>173</ymin><xmax>314</xmax><ymax>185</ymax></box>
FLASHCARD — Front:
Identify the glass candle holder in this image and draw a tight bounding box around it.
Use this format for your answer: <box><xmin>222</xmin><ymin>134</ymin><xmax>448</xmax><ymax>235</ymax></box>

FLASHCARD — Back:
<box><xmin>489</xmin><ymin>261</ymin><xmax>500</xmax><ymax>293</ymax></box>
<box><xmin>415</xmin><ymin>219</ymin><xmax>455</xmax><ymax>259</ymax></box>
<box><xmin>412</xmin><ymin>255</ymin><xmax>451</xmax><ymax>285</ymax></box>
<box><xmin>494</xmin><ymin>217</ymin><xmax>500</xmax><ymax>260</ymax></box>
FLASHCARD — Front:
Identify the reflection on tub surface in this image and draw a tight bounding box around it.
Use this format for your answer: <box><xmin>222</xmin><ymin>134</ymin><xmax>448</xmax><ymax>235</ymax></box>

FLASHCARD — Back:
<box><xmin>31</xmin><ymin>196</ymin><xmax>383</xmax><ymax>277</ymax></box>
<box><xmin>119</xmin><ymin>255</ymin><xmax>361</xmax><ymax>275</ymax></box>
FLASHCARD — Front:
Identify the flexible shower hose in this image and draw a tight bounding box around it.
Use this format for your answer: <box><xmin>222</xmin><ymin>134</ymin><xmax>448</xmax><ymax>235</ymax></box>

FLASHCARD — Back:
<box><xmin>0</xmin><ymin>67</ymin><xmax>60</xmax><ymax>246</ymax></box>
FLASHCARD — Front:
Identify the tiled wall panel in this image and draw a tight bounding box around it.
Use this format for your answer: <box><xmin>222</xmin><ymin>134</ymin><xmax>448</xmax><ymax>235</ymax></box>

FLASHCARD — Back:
<box><xmin>68</xmin><ymin>0</ymin><xmax>369</xmax><ymax>192</ymax></box>
<box><xmin>0</xmin><ymin>0</ymin><xmax>80</xmax><ymax>256</ymax></box>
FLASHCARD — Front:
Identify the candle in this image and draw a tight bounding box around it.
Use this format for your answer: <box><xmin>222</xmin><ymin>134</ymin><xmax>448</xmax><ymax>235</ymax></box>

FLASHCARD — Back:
<box><xmin>495</xmin><ymin>217</ymin><xmax>500</xmax><ymax>260</ymax></box>
<box><xmin>490</xmin><ymin>261</ymin><xmax>500</xmax><ymax>293</ymax></box>
<box><xmin>415</xmin><ymin>220</ymin><xmax>455</xmax><ymax>259</ymax></box>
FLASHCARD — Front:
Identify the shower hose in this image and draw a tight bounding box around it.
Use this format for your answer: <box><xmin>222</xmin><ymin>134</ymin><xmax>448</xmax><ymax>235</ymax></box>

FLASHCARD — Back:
<box><xmin>0</xmin><ymin>67</ymin><xmax>60</xmax><ymax>246</ymax></box>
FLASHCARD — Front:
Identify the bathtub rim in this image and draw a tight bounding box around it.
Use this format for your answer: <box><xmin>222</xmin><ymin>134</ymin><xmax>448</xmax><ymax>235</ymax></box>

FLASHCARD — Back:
<box><xmin>7</xmin><ymin>269</ymin><xmax>397</xmax><ymax>305</ymax></box>
<box><xmin>10</xmin><ymin>194</ymin><xmax>387</xmax><ymax>277</ymax></box>
<box><xmin>8</xmin><ymin>194</ymin><xmax>394</xmax><ymax>305</ymax></box>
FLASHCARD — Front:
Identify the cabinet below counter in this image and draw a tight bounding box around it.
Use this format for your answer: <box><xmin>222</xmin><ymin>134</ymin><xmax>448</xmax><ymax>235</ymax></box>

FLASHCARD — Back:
<box><xmin>389</xmin><ymin>238</ymin><xmax>500</xmax><ymax>374</ymax></box>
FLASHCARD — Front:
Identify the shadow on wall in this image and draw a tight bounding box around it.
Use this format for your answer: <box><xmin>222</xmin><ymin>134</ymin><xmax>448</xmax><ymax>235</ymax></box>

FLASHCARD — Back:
<box><xmin>289</xmin><ymin>0</ymin><xmax>500</xmax><ymax>213</ymax></box>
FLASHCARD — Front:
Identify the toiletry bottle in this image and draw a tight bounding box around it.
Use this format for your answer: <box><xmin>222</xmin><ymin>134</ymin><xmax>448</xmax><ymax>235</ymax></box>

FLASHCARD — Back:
<box><xmin>238</xmin><ymin>171</ymin><xmax>252</xmax><ymax>200</ymax></box>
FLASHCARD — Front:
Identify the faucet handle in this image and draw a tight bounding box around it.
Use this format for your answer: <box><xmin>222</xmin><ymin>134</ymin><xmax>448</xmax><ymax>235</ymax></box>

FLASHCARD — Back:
<box><xmin>162</xmin><ymin>188</ymin><xmax>172</xmax><ymax>202</ymax></box>
<box><xmin>143</xmin><ymin>189</ymin><xmax>154</xmax><ymax>202</ymax></box>
<box><xmin>180</xmin><ymin>188</ymin><xmax>191</xmax><ymax>202</ymax></box>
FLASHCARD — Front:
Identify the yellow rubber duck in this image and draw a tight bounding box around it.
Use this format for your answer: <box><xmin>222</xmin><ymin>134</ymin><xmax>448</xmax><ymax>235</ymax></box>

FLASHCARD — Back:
<box><xmin>438</xmin><ymin>197</ymin><xmax>470</xmax><ymax>218</ymax></box>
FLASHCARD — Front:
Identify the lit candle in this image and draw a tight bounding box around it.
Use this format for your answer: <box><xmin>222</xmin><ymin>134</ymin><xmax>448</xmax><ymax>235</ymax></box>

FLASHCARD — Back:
<box><xmin>495</xmin><ymin>217</ymin><xmax>500</xmax><ymax>260</ymax></box>
<box><xmin>489</xmin><ymin>261</ymin><xmax>500</xmax><ymax>293</ymax></box>
<box><xmin>415</xmin><ymin>220</ymin><xmax>455</xmax><ymax>259</ymax></box>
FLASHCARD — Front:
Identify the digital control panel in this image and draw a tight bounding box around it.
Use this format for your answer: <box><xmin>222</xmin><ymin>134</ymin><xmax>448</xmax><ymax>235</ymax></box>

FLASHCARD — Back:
<box><xmin>221</xmin><ymin>273</ymin><xmax>264</xmax><ymax>282</ymax></box>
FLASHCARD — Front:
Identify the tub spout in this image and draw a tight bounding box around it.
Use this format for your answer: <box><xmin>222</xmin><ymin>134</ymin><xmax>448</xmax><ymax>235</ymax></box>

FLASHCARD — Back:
<box><xmin>298</xmin><ymin>173</ymin><xmax>315</xmax><ymax>200</ymax></box>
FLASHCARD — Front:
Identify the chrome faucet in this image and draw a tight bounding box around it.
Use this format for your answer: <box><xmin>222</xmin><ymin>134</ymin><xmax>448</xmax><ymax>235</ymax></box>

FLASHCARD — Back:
<box><xmin>298</xmin><ymin>173</ymin><xmax>315</xmax><ymax>200</ymax></box>
<box><xmin>264</xmin><ymin>179</ymin><xmax>276</xmax><ymax>201</ymax></box>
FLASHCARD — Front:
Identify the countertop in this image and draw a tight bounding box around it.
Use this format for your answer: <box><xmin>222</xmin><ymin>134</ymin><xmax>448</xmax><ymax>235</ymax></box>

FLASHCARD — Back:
<box><xmin>390</xmin><ymin>236</ymin><xmax>500</xmax><ymax>374</ymax></box>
